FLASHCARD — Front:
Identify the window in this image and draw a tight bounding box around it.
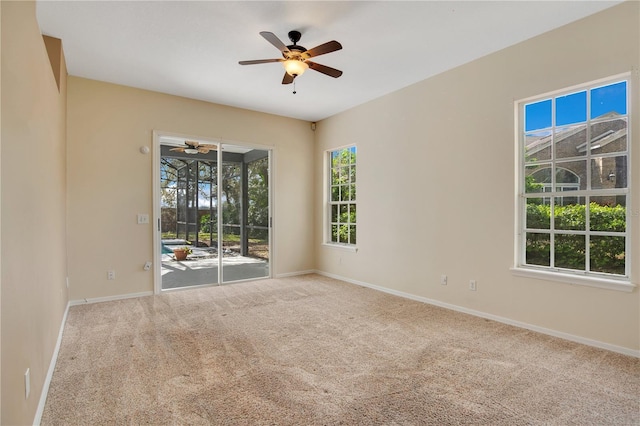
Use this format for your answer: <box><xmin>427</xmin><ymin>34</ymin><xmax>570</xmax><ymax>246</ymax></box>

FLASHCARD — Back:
<box><xmin>517</xmin><ymin>76</ymin><xmax>630</xmax><ymax>284</ymax></box>
<box><xmin>328</xmin><ymin>146</ymin><xmax>356</xmax><ymax>245</ymax></box>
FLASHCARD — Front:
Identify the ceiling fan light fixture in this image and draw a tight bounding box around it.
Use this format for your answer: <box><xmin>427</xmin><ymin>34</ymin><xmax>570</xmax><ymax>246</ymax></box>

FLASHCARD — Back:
<box><xmin>283</xmin><ymin>59</ymin><xmax>308</xmax><ymax>77</ymax></box>
<box><xmin>184</xmin><ymin>148</ymin><xmax>199</xmax><ymax>154</ymax></box>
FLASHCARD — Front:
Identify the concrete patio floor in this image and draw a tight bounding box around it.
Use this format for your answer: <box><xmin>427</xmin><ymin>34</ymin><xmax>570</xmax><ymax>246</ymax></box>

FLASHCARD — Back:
<box><xmin>161</xmin><ymin>252</ymin><xmax>269</xmax><ymax>289</ymax></box>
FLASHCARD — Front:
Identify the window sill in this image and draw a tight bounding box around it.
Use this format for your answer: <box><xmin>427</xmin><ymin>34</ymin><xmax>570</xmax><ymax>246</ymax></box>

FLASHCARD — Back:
<box><xmin>322</xmin><ymin>243</ymin><xmax>358</xmax><ymax>253</ymax></box>
<box><xmin>510</xmin><ymin>267</ymin><xmax>635</xmax><ymax>292</ymax></box>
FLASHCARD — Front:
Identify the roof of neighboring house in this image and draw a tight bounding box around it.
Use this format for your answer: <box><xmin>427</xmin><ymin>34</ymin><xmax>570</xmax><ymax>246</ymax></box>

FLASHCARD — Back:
<box><xmin>525</xmin><ymin>111</ymin><xmax>626</xmax><ymax>157</ymax></box>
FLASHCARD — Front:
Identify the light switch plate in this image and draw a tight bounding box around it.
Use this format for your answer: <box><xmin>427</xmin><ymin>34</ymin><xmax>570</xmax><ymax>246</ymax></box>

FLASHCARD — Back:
<box><xmin>137</xmin><ymin>213</ymin><xmax>149</xmax><ymax>224</ymax></box>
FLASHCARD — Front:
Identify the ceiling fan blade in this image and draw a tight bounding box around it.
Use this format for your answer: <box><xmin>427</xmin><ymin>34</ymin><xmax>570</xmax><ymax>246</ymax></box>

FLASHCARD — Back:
<box><xmin>282</xmin><ymin>72</ymin><xmax>294</xmax><ymax>85</ymax></box>
<box><xmin>239</xmin><ymin>58</ymin><xmax>283</xmax><ymax>65</ymax></box>
<box><xmin>306</xmin><ymin>61</ymin><xmax>343</xmax><ymax>78</ymax></box>
<box><xmin>302</xmin><ymin>40</ymin><xmax>342</xmax><ymax>59</ymax></box>
<box><xmin>260</xmin><ymin>31</ymin><xmax>290</xmax><ymax>55</ymax></box>
<box><xmin>198</xmin><ymin>145</ymin><xmax>218</xmax><ymax>153</ymax></box>
<box><xmin>169</xmin><ymin>147</ymin><xmax>186</xmax><ymax>152</ymax></box>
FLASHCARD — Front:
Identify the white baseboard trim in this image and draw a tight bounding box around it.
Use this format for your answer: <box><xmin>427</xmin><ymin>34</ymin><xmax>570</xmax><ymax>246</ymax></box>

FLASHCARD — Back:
<box><xmin>33</xmin><ymin>301</ymin><xmax>71</xmax><ymax>425</ymax></box>
<box><xmin>315</xmin><ymin>270</ymin><xmax>640</xmax><ymax>358</ymax></box>
<box><xmin>69</xmin><ymin>291</ymin><xmax>154</xmax><ymax>306</ymax></box>
<box><xmin>275</xmin><ymin>270</ymin><xmax>317</xmax><ymax>278</ymax></box>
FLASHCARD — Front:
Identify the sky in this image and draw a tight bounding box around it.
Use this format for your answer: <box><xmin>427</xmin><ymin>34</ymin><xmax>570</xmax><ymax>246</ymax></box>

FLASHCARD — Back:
<box><xmin>525</xmin><ymin>80</ymin><xmax>627</xmax><ymax>133</ymax></box>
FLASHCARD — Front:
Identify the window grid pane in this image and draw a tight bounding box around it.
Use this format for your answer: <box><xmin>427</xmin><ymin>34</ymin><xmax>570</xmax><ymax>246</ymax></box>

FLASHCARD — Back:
<box><xmin>590</xmin><ymin>236</ymin><xmax>625</xmax><ymax>275</ymax></box>
<box><xmin>525</xmin><ymin>232</ymin><xmax>550</xmax><ymax>267</ymax></box>
<box><xmin>555</xmin><ymin>233</ymin><xmax>586</xmax><ymax>271</ymax></box>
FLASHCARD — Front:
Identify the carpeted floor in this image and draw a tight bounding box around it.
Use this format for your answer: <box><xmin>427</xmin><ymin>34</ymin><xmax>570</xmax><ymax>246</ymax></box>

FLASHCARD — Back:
<box><xmin>41</xmin><ymin>274</ymin><xmax>639</xmax><ymax>425</ymax></box>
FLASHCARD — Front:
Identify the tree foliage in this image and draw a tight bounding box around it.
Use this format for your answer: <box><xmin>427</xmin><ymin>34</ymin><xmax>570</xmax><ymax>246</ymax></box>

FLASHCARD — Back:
<box><xmin>196</xmin><ymin>156</ymin><xmax>269</xmax><ymax>241</ymax></box>
<box><xmin>248</xmin><ymin>157</ymin><xmax>269</xmax><ymax>228</ymax></box>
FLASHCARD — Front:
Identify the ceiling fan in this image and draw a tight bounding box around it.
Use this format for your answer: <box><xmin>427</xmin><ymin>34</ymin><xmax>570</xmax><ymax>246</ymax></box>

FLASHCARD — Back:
<box><xmin>239</xmin><ymin>30</ymin><xmax>343</xmax><ymax>85</ymax></box>
<box><xmin>169</xmin><ymin>141</ymin><xmax>217</xmax><ymax>154</ymax></box>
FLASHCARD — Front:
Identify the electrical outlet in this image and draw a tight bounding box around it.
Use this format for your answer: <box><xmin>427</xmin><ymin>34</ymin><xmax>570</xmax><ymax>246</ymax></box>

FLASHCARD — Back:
<box><xmin>107</xmin><ymin>270</ymin><xmax>116</xmax><ymax>280</ymax></box>
<box><xmin>469</xmin><ymin>280</ymin><xmax>477</xmax><ymax>291</ymax></box>
<box><xmin>440</xmin><ymin>274</ymin><xmax>447</xmax><ymax>285</ymax></box>
<box><xmin>25</xmin><ymin>368</ymin><xmax>30</xmax><ymax>399</ymax></box>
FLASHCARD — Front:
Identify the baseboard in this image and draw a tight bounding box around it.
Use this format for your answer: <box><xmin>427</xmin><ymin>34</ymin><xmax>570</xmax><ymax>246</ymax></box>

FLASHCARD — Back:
<box><xmin>314</xmin><ymin>270</ymin><xmax>640</xmax><ymax>358</ymax></box>
<box><xmin>33</xmin><ymin>301</ymin><xmax>71</xmax><ymax>425</ymax></box>
<box><xmin>275</xmin><ymin>269</ymin><xmax>317</xmax><ymax>278</ymax></box>
<box><xmin>69</xmin><ymin>291</ymin><xmax>154</xmax><ymax>306</ymax></box>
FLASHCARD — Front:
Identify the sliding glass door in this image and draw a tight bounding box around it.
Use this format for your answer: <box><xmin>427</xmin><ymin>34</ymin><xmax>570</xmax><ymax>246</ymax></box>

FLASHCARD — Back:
<box><xmin>221</xmin><ymin>144</ymin><xmax>270</xmax><ymax>283</ymax></box>
<box><xmin>158</xmin><ymin>137</ymin><xmax>270</xmax><ymax>290</ymax></box>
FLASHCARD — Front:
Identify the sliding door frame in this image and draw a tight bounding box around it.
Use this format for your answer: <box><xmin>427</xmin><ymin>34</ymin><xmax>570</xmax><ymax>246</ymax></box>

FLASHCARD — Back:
<box><xmin>152</xmin><ymin>130</ymin><xmax>273</xmax><ymax>294</ymax></box>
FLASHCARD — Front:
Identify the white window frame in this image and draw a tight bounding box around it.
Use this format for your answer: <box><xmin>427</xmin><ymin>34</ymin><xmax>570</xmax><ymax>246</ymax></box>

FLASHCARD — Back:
<box><xmin>513</xmin><ymin>73</ymin><xmax>634</xmax><ymax>292</ymax></box>
<box><xmin>324</xmin><ymin>145</ymin><xmax>357</xmax><ymax>251</ymax></box>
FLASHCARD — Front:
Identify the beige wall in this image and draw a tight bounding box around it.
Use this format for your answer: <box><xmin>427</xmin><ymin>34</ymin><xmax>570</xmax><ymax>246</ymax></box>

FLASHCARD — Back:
<box><xmin>314</xmin><ymin>2</ymin><xmax>640</xmax><ymax>352</ymax></box>
<box><xmin>67</xmin><ymin>77</ymin><xmax>315</xmax><ymax>300</ymax></box>
<box><xmin>1</xmin><ymin>2</ymin><xmax>69</xmax><ymax>424</ymax></box>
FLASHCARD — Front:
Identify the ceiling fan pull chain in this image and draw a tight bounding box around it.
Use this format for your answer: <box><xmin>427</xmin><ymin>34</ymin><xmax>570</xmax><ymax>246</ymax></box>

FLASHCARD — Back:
<box><xmin>293</xmin><ymin>80</ymin><xmax>297</xmax><ymax>95</ymax></box>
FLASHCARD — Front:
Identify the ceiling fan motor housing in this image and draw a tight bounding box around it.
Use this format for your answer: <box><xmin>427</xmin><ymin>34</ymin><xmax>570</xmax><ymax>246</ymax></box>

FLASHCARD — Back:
<box><xmin>285</xmin><ymin>30</ymin><xmax>307</xmax><ymax>57</ymax></box>
<box><xmin>288</xmin><ymin>30</ymin><xmax>302</xmax><ymax>44</ymax></box>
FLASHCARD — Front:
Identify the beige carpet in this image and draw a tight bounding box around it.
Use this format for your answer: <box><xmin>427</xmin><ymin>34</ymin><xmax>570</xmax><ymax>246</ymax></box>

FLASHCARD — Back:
<box><xmin>42</xmin><ymin>274</ymin><xmax>639</xmax><ymax>425</ymax></box>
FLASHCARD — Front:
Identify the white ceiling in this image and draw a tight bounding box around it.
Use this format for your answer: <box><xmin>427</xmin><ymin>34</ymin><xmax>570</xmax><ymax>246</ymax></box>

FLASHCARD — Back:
<box><xmin>35</xmin><ymin>1</ymin><xmax>621</xmax><ymax>122</ymax></box>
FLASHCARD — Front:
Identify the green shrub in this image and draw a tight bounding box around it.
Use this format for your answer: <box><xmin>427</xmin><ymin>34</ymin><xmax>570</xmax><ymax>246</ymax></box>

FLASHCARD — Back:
<box><xmin>526</xmin><ymin>204</ymin><xmax>550</xmax><ymax>229</ymax></box>
<box><xmin>200</xmin><ymin>214</ymin><xmax>213</xmax><ymax>233</ymax></box>
<box><xmin>525</xmin><ymin>202</ymin><xmax>625</xmax><ymax>274</ymax></box>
